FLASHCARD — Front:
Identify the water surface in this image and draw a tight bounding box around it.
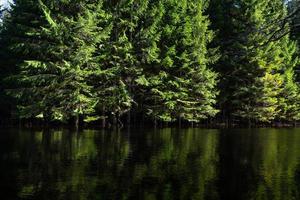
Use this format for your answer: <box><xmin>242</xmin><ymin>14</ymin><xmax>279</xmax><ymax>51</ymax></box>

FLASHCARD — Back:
<box><xmin>0</xmin><ymin>128</ymin><xmax>299</xmax><ymax>200</ymax></box>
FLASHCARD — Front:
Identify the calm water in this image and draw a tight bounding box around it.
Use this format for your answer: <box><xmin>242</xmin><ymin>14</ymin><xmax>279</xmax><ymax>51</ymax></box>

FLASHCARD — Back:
<box><xmin>0</xmin><ymin>128</ymin><xmax>300</xmax><ymax>200</ymax></box>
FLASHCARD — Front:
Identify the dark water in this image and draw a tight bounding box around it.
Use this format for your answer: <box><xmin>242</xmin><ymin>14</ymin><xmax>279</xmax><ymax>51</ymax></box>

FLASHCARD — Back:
<box><xmin>0</xmin><ymin>128</ymin><xmax>300</xmax><ymax>200</ymax></box>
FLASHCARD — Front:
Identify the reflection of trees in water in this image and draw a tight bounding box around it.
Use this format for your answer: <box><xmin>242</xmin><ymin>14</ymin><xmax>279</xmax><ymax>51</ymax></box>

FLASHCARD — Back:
<box><xmin>296</xmin><ymin>163</ymin><xmax>300</xmax><ymax>197</ymax></box>
<box><xmin>12</xmin><ymin>129</ymin><xmax>106</xmax><ymax>200</ymax></box>
<box><xmin>12</xmin><ymin>128</ymin><xmax>220</xmax><ymax>200</ymax></box>
<box><xmin>218</xmin><ymin>129</ymin><xmax>300</xmax><ymax>200</ymax></box>
<box><xmin>251</xmin><ymin>129</ymin><xmax>300</xmax><ymax>200</ymax></box>
<box><xmin>5</xmin><ymin>128</ymin><xmax>300</xmax><ymax>200</ymax></box>
<box><xmin>218</xmin><ymin>130</ymin><xmax>257</xmax><ymax>200</ymax></box>
<box><xmin>100</xmin><ymin>128</ymin><xmax>220</xmax><ymax>200</ymax></box>
<box><xmin>11</xmin><ymin>129</ymin><xmax>131</xmax><ymax>200</ymax></box>
<box><xmin>0</xmin><ymin>129</ymin><xmax>22</xmax><ymax>199</ymax></box>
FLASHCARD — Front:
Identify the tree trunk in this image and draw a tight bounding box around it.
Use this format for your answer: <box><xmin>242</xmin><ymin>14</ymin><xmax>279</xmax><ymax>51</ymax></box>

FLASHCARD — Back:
<box><xmin>127</xmin><ymin>110</ymin><xmax>131</xmax><ymax>126</ymax></box>
<box><xmin>75</xmin><ymin>114</ymin><xmax>79</xmax><ymax>130</ymax></box>
<box><xmin>178</xmin><ymin>117</ymin><xmax>182</xmax><ymax>128</ymax></box>
<box><xmin>248</xmin><ymin>117</ymin><xmax>251</xmax><ymax>128</ymax></box>
<box><xmin>102</xmin><ymin>106</ymin><xmax>106</xmax><ymax>128</ymax></box>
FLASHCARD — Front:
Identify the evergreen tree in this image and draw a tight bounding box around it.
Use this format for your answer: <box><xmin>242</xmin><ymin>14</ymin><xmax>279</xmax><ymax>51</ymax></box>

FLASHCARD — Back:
<box><xmin>2</xmin><ymin>0</ymin><xmax>111</xmax><ymax>124</ymax></box>
<box><xmin>0</xmin><ymin>0</ymin><xmax>44</xmax><ymax>119</ymax></box>
<box><xmin>132</xmin><ymin>0</ymin><xmax>162</xmax><ymax>123</ymax></box>
<box><xmin>289</xmin><ymin>0</ymin><xmax>300</xmax><ymax>41</ymax></box>
<box><xmin>1</xmin><ymin>0</ymin><xmax>299</xmax><ymax>127</ymax></box>
<box><xmin>288</xmin><ymin>0</ymin><xmax>300</xmax><ymax>83</ymax></box>
<box><xmin>277</xmin><ymin>38</ymin><xmax>300</xmax><ymax>122</ymax></box>
<box><xmin>208</xmin><ymin>0</ymin><xmax>300</xmax><ymax>125</ymax></box>
<box><xmin>0</xmin><ymin>4</ymin><xmax>6</xmax><ymax>119</ymax></box>
<box><xmin>248</xmin><ymin>0</ymin><xmax>300</xmax><ymax>124</ymax></box>
<box><xmin>95</xmin><ymin>0</ymin><xmax>148</xmax><ymax>126</ymax></box>
<box><xmin>136</xmin><ymin>0</ymin><xmax>219</xmax><ymax>123</ymax></box>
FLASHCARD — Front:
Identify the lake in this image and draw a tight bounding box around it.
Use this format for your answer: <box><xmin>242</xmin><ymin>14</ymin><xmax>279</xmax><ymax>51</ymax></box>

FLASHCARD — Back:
<box><xmin>0</xmin><ymin>128</ymin><xmax>299</xmax><ymax>200</ymax></box>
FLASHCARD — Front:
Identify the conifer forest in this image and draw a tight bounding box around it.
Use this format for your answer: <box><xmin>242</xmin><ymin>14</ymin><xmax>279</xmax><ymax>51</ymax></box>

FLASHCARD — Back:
<box><xmin>1</xmin><ymin>0</ymin><xmax>300</xmax><ymax>128</ymax></box>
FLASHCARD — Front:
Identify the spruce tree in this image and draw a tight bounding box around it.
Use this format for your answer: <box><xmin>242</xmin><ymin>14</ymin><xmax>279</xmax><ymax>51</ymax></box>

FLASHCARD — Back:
<box><xmin>3</xmin><ymin>0</ymin><xmax>111</xmax><ymax>124</ymax></box>
<box><xmin>0</xmin><ymin>0</ymin><xmax>45</xmax><ymax>119</ymax></box>
<box><xmin>209</xmin><ymin>0</ymin><xmax>300</xmax><ymax>125</ymax></box>
<box><xmin>289</xmin><ymin>0</ymin><xmax>300</xmax><ymax>41</ymax></box>
<box><xmin>0</xmin><ymin>4</ymin><xmax>6</xmax><ymax>118</ymax></box>
<box><xmin>132</xmin><ymin>0</ymin><xmax>163</xmax><ymax>122</ymax></box>
<box><xmin>277</xmin><ymin>38</ymin><xmax>300</xmax><ymax>122</ymax></box>
<box><xmin>95</xmin><ymin>0</ymin><xmax>147</xmax><ymax>126</ymax></box>
<box><xmin>135</xmin><ymin>0</ymin><xmax>219</xmax><ymax>123</ymax></box>
<box><xmin>249</xmin><ymin>0</ymin><xmax>300</xmax><ymax>124</ymax></box>
<box><xmin>288</xmin><ymin>0</ymin><xmax>300</xmax><ymax>83</ymax></box>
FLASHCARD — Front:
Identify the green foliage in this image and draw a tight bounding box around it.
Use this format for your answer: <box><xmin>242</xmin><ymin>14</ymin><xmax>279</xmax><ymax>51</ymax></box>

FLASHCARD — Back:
<box><xmin>277</xmin><ymin>38</ymin><xmax>300</xmax><ymax>121</ymax></box>
<box><xmin>209</xmin><ymin>0</ymin><xmax>300</xmax><ymax>124</ymax></box>
<box><xmin>0</xmin><ymin>0</ymin><xmax>46</xmax><ymax>119</ymax></box>
<box><xmin>2</xmin><ymin>0</ymin><xmax>111</xmax><ymax>122</ymax></box>
<box><xmin>94</xmin><ymin>0</ymin><xmax>142</xmax><ymax>121</ymax></box>
<box><xmin>0</xmin><ymin>0</ymin><xmax>300</xmax><ymax>126</ymax></box>
<box><xmin>136</xmin><ymin>0</ymin><xmax>219</xmax><ymax>122</ymax></box>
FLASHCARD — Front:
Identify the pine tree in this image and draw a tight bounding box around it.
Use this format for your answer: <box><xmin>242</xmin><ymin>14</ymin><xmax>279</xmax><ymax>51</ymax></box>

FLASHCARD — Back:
<box><xmin>289</xmin><ymin>0</ymin><xmax>300</xmax><ymax>41</ymax></box>
<box><xmin>132</xmin><ymin>0</ymin><xmax>163</xmax><ymax>123</ymax></box>
<box><xmin>0</xmin><ymin>4</ymin><xmax>7</xmax><ymax>118</ymax></box>
<box><xmin>277</xmin><ymin>38</ymin><xmax>300</xmax><ymax>122</ymax></box>
<box><xmin>94</xmin><ymin>0</ymin><xmax>148</xmax><ymax>126</ymax></box>
<box><xmin>208</xmin><ymin>0</ymin><xmax>299</xmax><ymax>125</ymax></box>
<box><xmin>3</xmin><ymin>0</ymin><xmax>111</xmax><ymax>124</ymax></box>
<box><xmin>288</xmin><ymin>0</ymin><xmax>300</xmax><ymax>83</ymax></box>
<box><xmin>249</xmin><ymin>0</ymin><xmax>300</xmax><ymax>124</ymax></box>
<box><xmin>136</xmin><ymin>0</ymin><xmax>219</xmax><ymax>123</ymax></box>
<box><xmin>0</xmin><ymin>0</ymin><xmax>45</xmax><ymax>119</ymax></box>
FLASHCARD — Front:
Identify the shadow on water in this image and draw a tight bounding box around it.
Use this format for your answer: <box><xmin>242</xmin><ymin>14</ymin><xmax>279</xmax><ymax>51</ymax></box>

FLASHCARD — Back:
<box><xmin>0</xmin><ymin>128</ymin><xmax>299</xmax><ymax>200</ymax></box>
